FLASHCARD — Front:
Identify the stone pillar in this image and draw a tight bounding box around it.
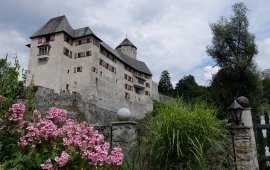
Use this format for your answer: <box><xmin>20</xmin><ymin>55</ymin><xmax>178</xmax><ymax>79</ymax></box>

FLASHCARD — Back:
<box><xmin>226</xmin><ymin>126</ymin><xmax>258</xmax><ymax>170</ymax></box>
<box><xmin>226</xmin><ymin>107</ymin><xmax>259</xmax><ymax>170</ymax></box>
<box><xmin>111</xmin><ymin>121</ymin><xmax>138</xmax><ymax>161</ymax></box>
<box><xmin>241</xmin><ymin>108</ymin><xmax>259</xmax><ymax>170</ymax></box>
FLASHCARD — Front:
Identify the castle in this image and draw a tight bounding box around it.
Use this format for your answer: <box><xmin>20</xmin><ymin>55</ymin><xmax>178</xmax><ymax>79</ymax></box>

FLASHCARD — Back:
<box><xmin>26</xmin><ymin>16</ymin><xmax>157</xmax><ymax>118</ymax></box>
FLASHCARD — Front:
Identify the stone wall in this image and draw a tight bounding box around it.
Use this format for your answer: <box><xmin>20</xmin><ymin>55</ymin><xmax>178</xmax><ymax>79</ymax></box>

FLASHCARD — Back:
<box><xmin>34</xmin><ymin>86</ymin><xmax>117</xmax><ymax>124</ymax></box>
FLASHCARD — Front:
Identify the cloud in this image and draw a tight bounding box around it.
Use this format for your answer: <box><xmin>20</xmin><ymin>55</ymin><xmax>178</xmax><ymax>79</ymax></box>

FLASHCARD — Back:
<box><xmin>0</xmin><ymin>0</ymin><xmax>270</xmax><ymax>87</ymax></box>
<box><xmin>203</xmin><ymin>66</ymin><xmax>220</xmax><ymax>83</ymax></box>
<box><xmin>256</xmin><ymin>38</ymin><xmax>270</xmax><ymax>70</ymax></box>
<box><xmin>0</xmin><ymin>29</ymin><xmax>28</xmax><ymax>69</ymax></box>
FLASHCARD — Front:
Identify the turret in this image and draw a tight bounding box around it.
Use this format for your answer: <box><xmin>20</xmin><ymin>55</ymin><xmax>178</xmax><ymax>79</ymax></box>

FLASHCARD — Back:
<box><xmin>116</xmin><ymin>38</ymin><xmax>137</xmax><ymax>59</ymax></box>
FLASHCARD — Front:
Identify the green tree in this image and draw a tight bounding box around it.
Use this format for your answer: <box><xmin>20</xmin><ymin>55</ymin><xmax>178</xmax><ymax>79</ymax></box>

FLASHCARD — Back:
<box><xmin>0</xmin><ymin>56</ymin><xmax>21</xmax><ymax>111</ymax></box>
<box><xmin>158</xmin><ymin>70</ymin><xmax>174</xmax><ymax>96</ymax></box>
<box><xmin>207</xmin><ymin>2</ymin><xmax>261</xmax><ymax>116</ymax></box>
<box><xmin>175</xmin><ymin>75</ymin><xmax>212</xmax><ymax>103</ymax></box>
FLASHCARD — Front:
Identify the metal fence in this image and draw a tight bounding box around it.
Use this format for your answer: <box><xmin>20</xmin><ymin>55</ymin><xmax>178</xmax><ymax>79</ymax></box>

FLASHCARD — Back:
<box><xmin>256</xmin><ymin>113</ymin><xmax>270</xmax><ymax>170</ymax></box>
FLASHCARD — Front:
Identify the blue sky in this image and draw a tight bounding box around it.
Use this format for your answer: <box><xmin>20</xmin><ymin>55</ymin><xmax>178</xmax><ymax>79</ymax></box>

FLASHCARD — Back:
<box><xmin>0</xmin><ymin>0</ymin><xmax>270</xmax><ymax>86</ymax></box>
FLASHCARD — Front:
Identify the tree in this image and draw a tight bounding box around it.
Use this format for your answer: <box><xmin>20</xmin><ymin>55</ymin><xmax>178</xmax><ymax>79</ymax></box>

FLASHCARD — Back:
<box><xmin>175</xmin><ymin>75</ymin><xmax>211</xmax><ymax>103</ymax></box>
<box><xmin>207</xmin><ymin>2</ymin><xmax>257</xmax><ymax>70</ymax></box>
<box><xmin>0</xmin><ymin>56</ymin><xmax>21</xmax><ymax>111</ymax></box>
<box><xmin>158</xmin><ymin>70</ymin><xmax>174</xmax><ymax>96</ymax></box>
<box><xmin>207</xmin><ymin>2</ymin><xmax>261</xmax><ymax>117</ymax></box>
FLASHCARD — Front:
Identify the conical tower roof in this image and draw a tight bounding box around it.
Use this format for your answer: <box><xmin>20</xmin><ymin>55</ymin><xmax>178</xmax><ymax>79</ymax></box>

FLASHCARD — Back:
<box><xmin>116</xmin><ymin>38</ymin><xmax>137</xmax><ymax>49</ymax></box>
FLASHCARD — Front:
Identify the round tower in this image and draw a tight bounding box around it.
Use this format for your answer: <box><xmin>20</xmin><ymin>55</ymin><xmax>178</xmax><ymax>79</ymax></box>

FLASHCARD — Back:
<box><xmin>116</xmin><ymin>38</ymin><xmax>137</xmax><ymax>59</ymax></box>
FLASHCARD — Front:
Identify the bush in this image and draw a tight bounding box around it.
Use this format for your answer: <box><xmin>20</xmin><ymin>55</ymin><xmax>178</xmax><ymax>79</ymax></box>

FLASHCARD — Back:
<box><xmin>0</xmin><ymin>103</ymin><xmax>123</xmax><ymax>169</ymax></box>
<box><xmin>143</xmin><ymin>100</ymin><xmax>228</xmax><ymax>169</ymax></box>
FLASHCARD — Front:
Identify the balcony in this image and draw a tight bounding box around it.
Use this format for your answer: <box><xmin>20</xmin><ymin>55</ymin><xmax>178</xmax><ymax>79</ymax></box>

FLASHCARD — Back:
<box><xmin>133</xmin><ymin>78</ymin><xmax>145</xmax><ymax>89</ymax></box>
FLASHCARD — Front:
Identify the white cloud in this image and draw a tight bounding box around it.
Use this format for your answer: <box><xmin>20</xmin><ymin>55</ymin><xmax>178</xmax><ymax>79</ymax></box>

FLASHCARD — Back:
<box><xmin>256</xmin><ymin>38</ymin><xmax>270</xmax><ymax>70</ymax></box>
<box><xmin>0</xmin><ymin>0</ymin><xmax>270</xmax><ymax>86</ymax></box>
<box><xmin>0</xmin><ymin>29</ymin><xmax>28</xmax><ymax>70</ymax></box>
<box><xmin>203</xmin><ymin>65</ymin><xmax>220</xmax><ymax>84</ymax></box>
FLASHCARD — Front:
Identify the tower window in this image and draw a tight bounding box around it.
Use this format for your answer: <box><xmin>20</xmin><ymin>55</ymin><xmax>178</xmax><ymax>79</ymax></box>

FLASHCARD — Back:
<box><xmin>38</xmin><ymin>37</ymin><xmax>42</xmax><ymax>44</ymax></box>
<box><xmin>38</xmin><ymin>46</ymin><xmax>50</xmax><ymax>55</ymax></box>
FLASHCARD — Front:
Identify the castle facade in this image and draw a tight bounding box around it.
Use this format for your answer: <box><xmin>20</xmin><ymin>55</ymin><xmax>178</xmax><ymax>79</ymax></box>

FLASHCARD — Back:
<box><xmin>26</xmin><ymin>16</ymin><xmax>155</xmax><ymax>118</ymax></box>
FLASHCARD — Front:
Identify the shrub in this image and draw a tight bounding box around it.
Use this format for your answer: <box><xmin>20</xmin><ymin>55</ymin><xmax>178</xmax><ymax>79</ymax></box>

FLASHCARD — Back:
<box><xmin>0</xmin><ymin>103</ymin><xmax>123</xmax><ymax>169</ymax></box>
<box><xmin>144</xmin><ymin>100</ymin><xmax>228</xmax><ymax>169</ymax></box>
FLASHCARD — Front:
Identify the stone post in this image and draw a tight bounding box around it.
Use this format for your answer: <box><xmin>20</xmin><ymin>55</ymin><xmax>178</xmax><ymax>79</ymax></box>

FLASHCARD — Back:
<box><xmin>226</xmin><ymin>97</ymin><xmax>259</xmax><ymax>170</ymax></box>
<box><xmin>226</xmin><ymin>126</ymin><xmax>258</xmax><ymax>170</ymax></box>
<box><xmin>110</xmin><ymin>121</ymin><xmax>138</xmax><ymax>162</ymax></box>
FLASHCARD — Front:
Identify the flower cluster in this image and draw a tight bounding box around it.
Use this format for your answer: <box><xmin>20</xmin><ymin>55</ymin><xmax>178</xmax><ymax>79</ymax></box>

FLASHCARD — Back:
<box><xmin>46</xmin><ymin>107</ymin><xmax>67</xmax><ymax>122</ymax></box>
<box><xmin>8</xmin><ymin>103</ymin><xmax>25</xmax><ymax>121</ymax></box>
<box><xmin>107</xmin><ymin>147</ymin><xmax>124</xmax><ymax>165</ymax></box>
<box><xmin>8</xmin><ymin>103</ymin><xmax>124</xmax><ymax>169</ymax></box>
<box><xmin>55</xmin><ymin>151</ymin><xmax>69</xmax><ymax>167</ymax></box>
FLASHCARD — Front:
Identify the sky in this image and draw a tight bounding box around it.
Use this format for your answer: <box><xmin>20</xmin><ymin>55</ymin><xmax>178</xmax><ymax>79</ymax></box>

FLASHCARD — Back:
<box><xmin>0</xmin><ymin>0</ymin><xmax>270</xmax><ymax>86</ymax></box>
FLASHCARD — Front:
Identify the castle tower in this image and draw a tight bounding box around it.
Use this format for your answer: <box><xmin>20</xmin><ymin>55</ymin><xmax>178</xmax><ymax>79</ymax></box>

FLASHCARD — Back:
<box><xmin>116</xmin><ymin>38</ymin><xmax>137</xmax><ymax>59</ymax></box>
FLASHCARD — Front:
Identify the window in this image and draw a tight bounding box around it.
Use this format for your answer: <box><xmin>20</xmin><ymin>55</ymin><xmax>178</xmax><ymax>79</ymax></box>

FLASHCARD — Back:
<box><xmin>74</xmin><ymin>81</ymin><xmax>77</xmax><ymax>87</ymax></box>
<box><xmin>50</xmin><ymin>34</ymin><xmax>55</xmax><ymax>41</ymax></box>
<box><xmin>125</xmin><ymin>92</ymin><xmax>130</xmax><ymax>99</ymax></box>
<box><xmin>74</xmin><ymin>66</ymin><xmax>82</xmax><ymax>73</ymax></box>
<box><xmin>64</xmin><ymin>34</ymin><xmax>72</xmax><ymax>45</ymax></box>
<box><xmin>38</xmin><ymin>46</ymin><xmax>50</xmax><ymax>55</ymax></box>
<box><xmin>66</xmin><ymin>84</ymin><xmax>69</xmax><ymax>91</ymax></box>
<box><xmin>38</xmin><ymin>58</ymin><xmax>48</xmax><ymax>64</ymax></box>
<box><xmin>146</xmin><ymin>83</ymin><xmax>150</xmax><ymax>88</ymax></box>
<box><xmin>100</xmin><ymin>71</ymin><xmax>103</xmax><ymax>76</ymax></box>
<box><xmin>87</xmin><ymin>37</ymin><xmax>92</xmax><ymax>43</ymax></box>
<box><xmin>38</xmin><ymin>37</ymin><xmax>42</xmax><ymax>44</ymax></box>
<box><xmin>124</xmin><ymin>74</ymin><xmax>127</xmax><ymax>79</ymax></box>
<box><xmin>78</xmin><ymin>52</ymin><xmax>85</xmax><ymax>58</ymax></box>
<box><xmin>86</xmin><ymin>51</ymin><xmax>91</xmax><ymax>56</ymax></box>
<box><xmin>145</xmin><ymin>91</ymin><xmax>150</xmax><ymax>96</ymax></box>
<box><xmin>67</xmin><ymin>70</ymin><xmax>70</xmax><ymax>74</ymax></box>
<box><xmin>93</xmin><ymin>38</ymin><xmax>99</xmax><ymax>47</ymax></box>
<box><xmin>92</xmin><ymin>67</ymin><xmax>97</xmax><ymax>73</ymax></box>
<box><xmin>63</xmin><ymin>47</ymin><xmax>68</xmax><ymax>56</ymax></box>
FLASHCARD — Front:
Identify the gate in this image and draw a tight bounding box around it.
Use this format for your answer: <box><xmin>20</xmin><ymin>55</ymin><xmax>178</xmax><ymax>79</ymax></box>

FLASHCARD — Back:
<box><xmin>256</xmin><ymin>113</ymin><xmax>270</xmax><ymax>170</ymax></box>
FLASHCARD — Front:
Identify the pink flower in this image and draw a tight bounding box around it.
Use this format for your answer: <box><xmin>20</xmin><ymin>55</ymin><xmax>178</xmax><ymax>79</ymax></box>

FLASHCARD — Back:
<box><xmin>46</xmin><ymin>107</ymin><xmax>67</xmax><ymax>122</ymax></box>
<box><xmin>32</xmin><ymin>109</ymin><xmax>42</xmax><ymax>122</ymax></box>
<box><xmin>106</xmin><ymin>147</ymin><xmax>124</xmax><ymax>165</ymax></box>
<box><xmin>8</xmin><ymin>103</ymin><xmax>25</xmax><ymax>121</ymax></box>
<box><xmin>54</xmin><ymin>151</ymin><xmax>69</xmax><ymax>167</ymax></box>
<box><xmin>40</xmin><ymin>159</ymin><xmax>53</xmax><ymax>170</ymax></box>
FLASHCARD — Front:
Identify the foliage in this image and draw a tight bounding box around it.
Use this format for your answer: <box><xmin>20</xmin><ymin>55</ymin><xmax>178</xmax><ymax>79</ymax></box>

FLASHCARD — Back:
<box><xmin>143</xmin><ymin>100</ymin><xmax>228</xmax><ymax>169</ymax></box>
<box><xmin>210</xmin><ymin>67</ymin><xmax>262</xmax><ymax>118</ymax></box>
<box><xmin>207</xmin><ymin>2</ymin><xmax>257</xmax><ymax>70</ymax></box>
<box><xmin>0</xmin><ymin>56</ymin><xmax>21</xmax><ymax>111</ymax></box>
<box><xmin>207</xmin><ymin>2</ymin><xmax>261</xmax><ymax>117</ymax></box>
<box><xmin>158</xmin><ymin>70</ymin><xmax>174</xmax><ymax>96</ymax></box>
<box><xmin>175</xmin><ymin>75</ymin><xmax>212</xmax><ymax>104</ymax></box>
<box><xmin>0</xmin><ymin>103</ymin><xmax>124</xmax><ymax>169</ymax></box>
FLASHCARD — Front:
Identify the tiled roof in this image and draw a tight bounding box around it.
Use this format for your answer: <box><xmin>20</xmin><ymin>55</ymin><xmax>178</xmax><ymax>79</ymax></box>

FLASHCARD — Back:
<box><xmin>100</xmin><ymin>42</ymin><xmax>152</xmax><ymax>76</ymax></box>
<box><xmin>30</xmin><ymin>16</ymin><xmax>96</xmax><ymax>38</ymax></box>
<box><xmin>116</xmin><ymin>38</ymin><xmax>137</xmax><ymax>49</ymax></box>
<box><xmin>31</xmin><ymin>16</ymin><xmax>152</xmax><ymax>76</ymax></box>
<box><xmin>118</xmin><ymin>52</ymin><xmax>152</xmax><ymax>76</ymax></box>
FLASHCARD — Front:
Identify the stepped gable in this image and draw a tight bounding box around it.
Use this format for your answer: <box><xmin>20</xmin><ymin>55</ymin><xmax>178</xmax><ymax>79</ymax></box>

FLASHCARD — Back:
<box><xmin>116</xmin><ymin>38</ymin><xmax>137</xmax><ymax>49</ymax></box>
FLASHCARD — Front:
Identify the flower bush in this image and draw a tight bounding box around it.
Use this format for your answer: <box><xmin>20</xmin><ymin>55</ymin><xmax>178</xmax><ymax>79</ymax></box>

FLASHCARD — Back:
<box><xmin>0</xmin><ymin>103</ymin><xmax>123</xmax><ymax>169</ymax></box>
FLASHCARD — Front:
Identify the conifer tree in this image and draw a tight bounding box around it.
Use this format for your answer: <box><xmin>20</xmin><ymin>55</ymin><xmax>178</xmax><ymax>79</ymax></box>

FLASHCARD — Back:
<box><xmin>158</xmin><ymin>70</ymin><xmax>174</xmax><ymax>96</ymax></box>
